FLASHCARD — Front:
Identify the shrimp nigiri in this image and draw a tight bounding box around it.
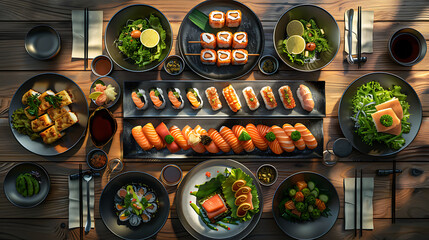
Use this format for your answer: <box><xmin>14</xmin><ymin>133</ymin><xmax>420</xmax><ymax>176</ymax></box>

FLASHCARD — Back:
<box><xmin>219</xmin><ymin>126</ymin><xmax>243</xmax><ymax>154</ymax></box>
<box><xmin>232</xmin><ymin>125</ymin><xmax>255</xmax><ymax>152</ymax></box>
<box><xmin>131</xmin><ymin>126</ymin><xmax>153</xmax><ymax>150</ymax></box>
<box><xmin>282</xmin><ymin>123</ymin><xmax>306</xmax><ymax>150</ymax></box>
<box><xmin>142</xmin><ymin>123</ymin><xmax>164</xmax><ymax>150</ymax></box>
<box><xmin>208</xmin><ymin>128</ymin><xmax>231</xmax><ymax>153</ymax></box>
<box><xmin>270</xmin><ymin>125</ymin><xmax>295</xmax><ymax>152</ymax></box>
<box><xmin>245</xmin><ymin>123</ymin><xmax>268</xmax><ymax>151</ymax></box>
<box><xmin>294</xmin><ymin>123</ymin><xmax>318</xmax><ymax>149</ymax></box>
<box><xmin>182</xmin><ymin>125</ymin><xmax>206</xmax><ymax>153</ymax></box>
<box><xmin>169</xmin><ymin>125</ymin><xmax>190</xmax><ymax>150</ymax></box>
<box><xmin>194</xmin><ymin>125</ymin><xmax>219</xmax><ymax>153</ymax></box>
<box><xmin>256</xmin><ymin>124</ymin><xmax>283</xmax><ymax>155</ymax></box>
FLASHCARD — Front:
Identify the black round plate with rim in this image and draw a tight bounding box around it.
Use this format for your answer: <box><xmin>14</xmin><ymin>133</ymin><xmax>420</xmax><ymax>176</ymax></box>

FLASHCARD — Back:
<box><xmin>338</xmin><ymin>72</ymin><xmax>422</xmax><ymax>156</ymax></box>
<box><xmin>175</xmin><ymin>159</ymin><xmax>263</xmax><ymax>240</ymax></box>
<box><xmin>8</xmin><ymin>73</ymin><xmax>89</xmax><ymax>156</ymax></box>
<box><xmin>25</xmin><ymin>25</ymin><xmax>61</xmax><ymax>60</ymax></box>
<box><xmin>105</xmin><ymin>4</ymin><xmax>173</xmax><ymax>72</ymax></box>
<box><xmin>3</xmin><ymin>162</ymin><xmax>50</xmax><ymax>208</ymax></box>
<box><xmin>178</xmin><ymin>0</ymin><xmax>264</xmax><ymax>80</ymax></box>
<box><xmin>273</xmin><ymin>4</ymin><xmax>340</xmax><ymax>72</ymax></box>
<box><xmin>99</xmin><ymin>171</ymin><xmax>170</xmax><ymax>240</ymax></box>
<box><xmin>90</xmin><ymin>76</ymin><xmax>121</xmax><ymax>109</ymax></box>
<box><xmin>272</xmin><ymin>171</ymin><xmax>340</xmax><ymax>240</ymax></box>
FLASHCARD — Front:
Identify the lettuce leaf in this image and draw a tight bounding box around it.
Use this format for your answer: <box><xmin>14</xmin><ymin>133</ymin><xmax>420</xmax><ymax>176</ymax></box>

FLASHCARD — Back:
<box><xmin>193</xmin><ymin>173</ymin><xmax>226</xmax><ymax>200</ymax></box>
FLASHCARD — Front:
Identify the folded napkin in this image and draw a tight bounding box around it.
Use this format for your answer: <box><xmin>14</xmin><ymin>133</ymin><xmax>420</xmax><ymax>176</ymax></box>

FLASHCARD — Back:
<box><xmin>68</xmin><ymin>176</ymin><xmax>95</xmax><ymax>229</ymax></box>
<box><xmin>344</xmin><ymin>9</ymin><xmax>374</xmax><ymax>55</ymax></box>
<box><xmin>344</xmin><ymin>177</ymin><xmax>374</xmax><ymax>230</ymax></box>
<box><xmin>72</xmin><ymin>10</ymin><xmax>103</xmax><ymax>59</ymax></box>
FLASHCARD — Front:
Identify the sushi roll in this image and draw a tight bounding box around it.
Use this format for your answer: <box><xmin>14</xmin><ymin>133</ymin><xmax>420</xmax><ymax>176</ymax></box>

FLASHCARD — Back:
<box><xmin>131</xmin><ymin>89</ymin><xmax>148</xmax><ymax>110</ymax></box>
<box><xmin>226</xmin><ymin>10</ymin><xmax>242</xmax><ymax>27</ymax></box>
<box><xmin>200</xmin><ymin>33</ymin><xmax>216</xmax><ymax>49</ymax></box>
<box><xmin>205</xmin><ymin>87</ymin><xmax>222</xmax><ymax>111</ymax></box>
<box><xmin>260</xmin><ymin>86</ymin><xmax>277</xmax><ymax>110</ymax></box>
<box><xmin>200</xmin><ymin>49</ymin><xmax>217</xmax><ymax>65</ymax></box>
<box><xmin>167</xmin><ymin>88</ymin><xmax>184</xmax><ymax>110</ymax></box>
<box><xmin>149</xmin><ymin>87</ymin><xmax>166</xmax><ymax>110</ymax></box>
<box><xmin>222</xmin><ymin>84</ymin><xmax>241</xmax><ymax>112</ymax></box>
<box><xmin>297</xmin><ymin>84</ymin><xmax>314</xmax><ymax>112</ymax></box>
<box><xmin>209</xmin><ymin>11</ymin><xmax>225</xmax><ymax>28</ymax></box>
<box><xmin>186</xmin><ymin>88</ymin><xmax>203</xmax><ymax>110</ymax></box>
<box><xmin>216</xmin><ymin>31</ymin><xmax>232</xmax><ymax>48</ymax></box>
<box><xmin>242</xmin><ymin>86</ymin><xmax>259</xmax><ymax>111</ymax></box>
<box><xmin>278</xmin><ymin>85</ymin><xmax>296</xmax><ymax>109</ymax></box>
<box><xmin>232</xmin><ymin>32</ymin><xmax>247</xmax><ymax>49</ymax></box>
<box><xmin>216</xmin><ymin>49</ymin><xmax>231</xmax><ymax>67</ymax></box>
<box><xmin>232</xmin><ymin>49</ymin><xmax>248</xmax><ymax>65</ymax></box>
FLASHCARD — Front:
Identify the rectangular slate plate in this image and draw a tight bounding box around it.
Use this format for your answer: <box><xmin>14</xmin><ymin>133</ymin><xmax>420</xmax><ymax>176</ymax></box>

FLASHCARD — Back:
<box><xmin>123</xmin><ymin>80</ymin><xmax>325</xmax><ymax>118</ymax></box>
<box><xmin>123</xmin><ymin>118</ymin><xmax>323</xmax><ymax>159</ymax></box>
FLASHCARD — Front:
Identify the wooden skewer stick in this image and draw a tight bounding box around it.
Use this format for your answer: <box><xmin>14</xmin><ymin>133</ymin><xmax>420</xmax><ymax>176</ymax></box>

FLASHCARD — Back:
<box><xmin>188</xmin><ymin>41</ymin><xmax>201</xmax><ymax>43</ymax></box>
<box><xmin>248</xmin><ymin>54</ymin><xmax>260</xmax><ymax>56</ymax></box>
<box><xmin>185</xmin><ymin>53</ymin><xmax>260</xmax><ymax>56</ymax></box>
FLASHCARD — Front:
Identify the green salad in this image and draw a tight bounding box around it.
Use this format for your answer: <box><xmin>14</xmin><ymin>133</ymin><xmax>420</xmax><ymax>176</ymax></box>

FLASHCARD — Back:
<box><xmin>116</xmin><ymin>14</ymin><xmax>167</xmax><ymax>67</ymax></box>
<box><xmin>351</xmin><ymin>81</ymin><xmax>411</xmax><ymax>150</ymax></box>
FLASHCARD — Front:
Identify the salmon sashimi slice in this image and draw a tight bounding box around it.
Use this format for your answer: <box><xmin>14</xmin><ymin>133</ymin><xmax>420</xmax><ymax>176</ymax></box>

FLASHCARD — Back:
<box><xmin>202</xmin><ymin>194</ymin><xmax>225</xmax><ymax>213</ymax></box>
<box><xmin>245</xmin><ymin>123</ymin><xmax>268</xmax><ymax>151</ymax></box>
<box><xmin>168</xmin><ymin>90</ymin><xmax>182</xmax><ymax>109</ymax></box>
<box><xmin>256</xmin><ymin>124</ymin><xmax>284</xmax><ymax>155</ymax></box>
<box><xmin>371</xmin><ymin>108</ymin><xmax>401</xmax><ymax>133</ymax></box>
<box><xmin>182</xmin><ymin>125</ymin><xmax>206</xmax><ymax>153</ymax></box>
<box><xmin>384</xmin><ymin>123</ymin><xmax>402</xmax><ymax>136</ymax></box>
<box><xmin>169</xmin><ymin>126</ymin><xmax>190</xmax><ymax>150</ymax></box>
<box><xmin>205</xmin><ymin>87</ymin><xmax>222</xmax><ymax>111</ymax></box>
<box><xmin>294</xmin><ymin>123</ymin><xmax>318</xmax><ymax>149</ymax></box>
<box><xmin>155</xmin><ymin>122</ymin><xmax>180</xmax><ymax>153</ymax></box>
<box><xmin>131</xmin><ymin>92</ymin><xmax>145</xmax><ymax>109</ymax></box>
<box><xmin>278</xmin><ymin>85</ymin><xmax>296</xmax><ymax>109</ymax></box>
<box><xmin>186</xmin><ymin>90</ymin><xmax>201</xmax><ymax>109</ymax></box>
<box><xmin>375</xmin><ymin>98</ymin><xmax>403</xmax><ymax>119</ymax></box>
<box><xmin>142</xmin><ymin>123</ymin><xmax>164</xmax><ymax>150</ymax></box>
<box><xmin>206</xmin><ymin>203</ymin><xmax>228</xmax><ymax>222</ymax></box>
<box><xmin>208</xmin><ymin>128</ymin><xmax>231</xmax><ymax>153</ymax></box>
<box><xmin>150</xmin><ymin>89</ymin><xmax>163</xmax><ymax>108</ymax></box>
<box><xmin>194</xmin><ymin>125</ymin><xmax>219</xmax><ymax>153</ymax></box>
<box><xmin>232</xmin><ymin>125</ymin><xmax>255</xmax><ymax>152</ymax></box>
<box><xmin>131</xmin><ymin>126</ymin><xmax>153</xmax><ymax>151</ymax></box>
<box><xmin>271</xmin><ymin>125</ymin><xmax>295</xmax><ymax>152</ymax></box>
<box><xmin>219</xmin><ymin>126</ymin><xmax>243</xmax><ymax>154</ymax></box>
<box><xmin>282</xmin><ymin>124</ymin><xmax>306</xmax><ymax>150</ymax></box>
<box><xmin>297</xmin><ymin>84</ymin><xmax>314</xmax><ymax>112</ymax></box>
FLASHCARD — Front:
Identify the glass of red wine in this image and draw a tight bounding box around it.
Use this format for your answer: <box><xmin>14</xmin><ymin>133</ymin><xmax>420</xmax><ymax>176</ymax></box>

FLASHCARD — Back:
<box><xmin>388</xmin><ymin>28</ymin><xmax>426</xmax><ymax>66</ymax></box>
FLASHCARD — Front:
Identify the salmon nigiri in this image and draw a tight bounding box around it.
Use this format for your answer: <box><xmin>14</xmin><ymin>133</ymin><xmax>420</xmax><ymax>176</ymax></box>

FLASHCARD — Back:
<box><xmin>131</xmin><ymin>125</ymin><xmax>153</xmax><ymax>150</ymax></box>
<box><xmin>232</xmin><ymin>125</ymin><xmax>255</xmax><ymax>152</ymax></box>
<box><xmin>257</xmin><ymin>124</ymin><xmax>283</xmax><ymax>155</ymax></box>
<box><xmin>186</xmin><ymin>88</ymin><xmax>203</xmax><ymax>110</ymax></box>
<box><xmin>155</xmin><ymin>122</ymin><xmax>181</xmax><ymax>153</ymax></box>
<box><xmin>131</xmin><ymin>89</ymin><xmax>148</xmax><ymax>110</ymax></box>
<box><xmin>297</xmin><ymin>85</ymin><xmax>314</xmax><ymax>112</ymax></box>
<box><xmin>245</xmin><ymin>123</ymin><xmax>268</xmax><ymax>151</ymax></box>
<box><xmin>142</xmin><ymin>123</ymin><xmax>164</xmax><ymax>150</ymax></box>
<box><xmin>194</xmin><ymin>125</ymin><xmax>220</xmax><ymax>154</ymax></box>
<box><xmin>169</xmin><ymin>125</ymin><xmax>190</xmax><ymax>150</ymax></box>
<box><xmin>219</xmin><ymin>126</ymin><xmax>243</xmax><ymax>154</ymax></box>
<box><xmin>208</xmin><ymin>128</ymin><xmax>231</xmax><ymax>153</ymax></box>
<box><xmin>282</xmin><ymin>123</ymin><xmax>306</xmax><ymax>150</ymax></box>
<box><xmin>167</xmin><ymin>88</ymin><xmax>184</xmax><ymax>110</ymax></box>
<box><xmin>270</xmin><ymin>125</ymin><xmax>295</xmax><ymax>152</ymax></box>
<box><xmin>182</xmin><ymin>125</ymin><xmax>206</xmax><ymax>153</ymax></box>
<box><xmin>294</xmin><ymin>123</ymin><xmax>317</xmax><ymax>149</ymax></box>
<box><xmin>149</xmin><ymin>87</ymin><xmax>166</xmax><ymax>109</ymax></box>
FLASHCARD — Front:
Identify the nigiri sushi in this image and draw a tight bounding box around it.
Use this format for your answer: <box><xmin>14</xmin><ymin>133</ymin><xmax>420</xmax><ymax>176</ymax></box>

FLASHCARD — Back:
<box><xmin>142</xmin><ymin>123</ymin><xmax>164</xmax><ymax>150</ymax></box>
<box><xmin>219</xmin><ymin>126</ymin><xmax>243</xmax><ymax>154</ymax></box>
<box><xmin>232</xmin><ymin>49</ymin><xmax>248</xmax><ymax>65</ymax></box>
<box><xmin>216</xmin><ymin>31</ymin><xmax>232</xmax><ymax>48</ymax></box>
<box><xmin>282</xmin><ymin>123</ymin><xmax>306</xmax><ymax>150</ymax></box>
<box><xmin>200</xmin><ymin>49</ymin><xmax>217</xmax><ymax>65</ymax></box>
<box><xmin>167</xmin><ymin>88</ymin><xmax>184</xmax><ymax>110</ymax></box>
<box><xmin>226</xmin><ymin>10</ymin><xmax>242</xmax><ymax>27</ymax></box>
<box><xmin>260</xmin><ymin>86</ymin><xmax>277</xmax><ymax>110</ymax></box>
<box><xmin>242</xmin><ymin>86</ymin><xmax>259</xmax><ymax>111</ymax></box>
<box><xmin>371</xmin><ymin>108</ymin><xmax>401</xmax><ymax>133</ymax></box>
<box><xmin>209</xmin><ymin>11</ymin><xmax>225</xmax><ymax>28</ymax></box>
<box><xmin>217</xmin><ymin>49</ymin><xmax>231</xmax><ymax>67</ymax></box>
<box><xmin>278</xmin><ymin>85</ymin><xmax>296</xmax><ymax>109</ymax></box>
<box><xmin>182</xmin><ymin>125</ymin><xmax>206</xmax><ymax>153</ymax></box>
<box><xmin>256</xmin><ymin>124</ymin><xmax>283</xmax><ymax>155</ymax></box>
<box><xmin>186</xmin><ymin>88</ymin><xmax>203</xmax><ymax>110</ymax></box>
<box><xmin>232</xmin><ymin>32</ymin><xmax>247</xmax><ymax>48</ymax></box>
<box><xmin>200</xmin><ymin>33</ymin><xmax>216</xmax><ymax>49</ymax></box>
<box><xmin>149</xmin><ymin>87</ymin><xmax>166</xmax><ymax>110</ymax></box>
<box><xmin>170</xmin><ymin>125</ymin><xmax>190</xmax><ymax>150</ymax></box>
<box><xmin>205</xmin><ymin>87</ymin><xmax>222</xmax><ymax>111</ymax></box>
<box><xmin>155</xmin><ymin>122</ymin><xmax>181</xmax><ymax>153</ymax></box>
<box><xmin>297</xmin><ymin>84</ymin><xmax>314</xmax><ymax>112</ymax></box>
<box><xmin>131</xmin><ymin>89</ymin><xmax>148</xmax><ymax>110</ymax></box>
<box><xmin>245</xmin><ymin>123</ymin><xmax>268</xmax><ymax>151</ymax></box>
<box><xmin>208</xmin><ymin>128</ymin><xmax>231</xmax><ymax>153</ymax></box>
<box><xmin>222</xmin><ymin>84</ymin><xmax>241</xmax><ymax>112</ymax></box>
<box><xmin>131</xmin><ymin>125</ymin><xmax>153</xmax><ymax>151</ymax></box>
<box><xmin>375</xmin><ymin>98</ymin><xmax>403</xmax><ymax>119</ymax></box>
<box><xmin>294</xmin><ymin>123</ymin><xmax>318</xmax><ymax>149</ymax></box>
<box><xmin>271</xmin><ymin>125</ymin><xmax>295</xmax><ymax>152</ymax></box>
<box><xmin>195</xmin><ymin>125</ymin><xmax>220</xmax><ymax>153</ymax></box>
<box><xmin>232</xmin><ymin>125</ymin><xmax>255</xmax><ymax>152</ymax></box>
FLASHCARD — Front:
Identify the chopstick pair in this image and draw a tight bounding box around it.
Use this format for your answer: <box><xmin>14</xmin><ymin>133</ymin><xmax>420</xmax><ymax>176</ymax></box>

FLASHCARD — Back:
<box><xmin>354</xmin><ymin>169</ymin><xmax>363</xmax><ymax>237</ymax></box>
<box><xmin>357</xmin><ymin>6</ymin><xmax>362</xmax><ymax>68</ymax></box>
<box><xmin>79</xmin><ymin>164</ymin><xmax>83</xmax><ymax>240</ymax></box>
<box><xmin>84</xmin><ymin>8</ymin><xmax>89</xmax><ymax>71</ymax></box>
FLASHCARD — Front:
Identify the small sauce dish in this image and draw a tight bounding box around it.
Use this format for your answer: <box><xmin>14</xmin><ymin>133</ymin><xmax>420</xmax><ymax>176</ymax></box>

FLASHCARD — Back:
<box><xmin>163</xmin><ymin>55</ymin><xmax>185</xmax><ymax>75</ymax></box>
<box><xmin>86</xmin><ymin>148</ymin><xmax>108</xmax><ymax>171</ymax></box>
<box><xmin>258</xmin><ymin>55</ymin><xmax>279</xmax><ymax>75</ymax></box>
<box><xmin>91</xmin><ymin>55</ymin><xmax>113</xmax><ymax>77</ymax></box>
<box><xmin>256</xmin><ymin>164</ymin><xmax>278</xmax><ymax>186</ymax></box>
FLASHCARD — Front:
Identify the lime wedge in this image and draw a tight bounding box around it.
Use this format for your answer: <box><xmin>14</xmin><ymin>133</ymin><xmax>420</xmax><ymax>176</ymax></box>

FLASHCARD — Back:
<box><xmin>286</xmin><ymin>35</ymin><xmax>306</xmax><ymax>55</ymax></box>
<box><xmin>140</xmin><ymin>29</ymin><xmax>160</xmax><ymax>48</ymax></box>
<box><xmin>286</xmin><ymin>20</ymin><xmax>304</xmax><ymax>37</ymax></box>
<box><xmin>89</xmin><ymin>91</ymin><xmax>103</xmax><ymax>100</ymax></box>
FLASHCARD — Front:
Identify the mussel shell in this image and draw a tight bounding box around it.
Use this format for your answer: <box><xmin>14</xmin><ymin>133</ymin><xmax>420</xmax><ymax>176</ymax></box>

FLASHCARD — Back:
<box><xmin>117</xmin><ymin>188</ymin><xmax>127</xmax><ymax>198</ymax></box>
<box><xmin>136</xmin><ymin>186</ymin><xmax>147</xmax><ymax>200</ymax></box>
<box><xmin>128</xmin><ymin>214</ymin><xmax>142</xmax><ymax>227</ymax></box>
<box><xmin>141</xmin><ymin>211</ymin><xmax>152</xmax><ymax>223</ymax></box>
<box><xmin>145</xmin><ymin>202</ymin><xmax>158</xmax><ymax>213</ymax></box>
<box><xmin>115</xmin><ymin>203</ymin><xmax>126</xmax><ymax>211</ymax></box>
<box><xmin>143</xmin><ymin>192</ymin><xmax>156</xmax><ymax>203</ymax></box>
<box><xmin>119</xmin><ymin>209</ymin><xmax>131</xmax><ymax>222</ymax></box>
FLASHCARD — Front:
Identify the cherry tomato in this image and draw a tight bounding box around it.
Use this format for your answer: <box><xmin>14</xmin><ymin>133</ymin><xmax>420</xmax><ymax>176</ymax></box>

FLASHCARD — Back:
<box><xmin>131</xmin><ymin>30</ymin><xmax>141</xmax><ymax>39</ymax></box>
<box><xmin>306</xmin><ymin>42</ymin><xmax>316</xmax><ymax>51</ymax></box>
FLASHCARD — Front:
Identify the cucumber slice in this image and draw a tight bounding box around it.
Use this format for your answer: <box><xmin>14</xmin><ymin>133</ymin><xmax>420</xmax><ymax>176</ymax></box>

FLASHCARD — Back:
<box><xmin>308</xmin><ymin>205</ymin><xmax>314</xmax><ymax>213</ymax></box>
<box><xmin>307</xmin><ymin>181</ymin><xmax>315</xmax><ymax>191</ymax></box>
<box><xmin>23</xmin><ymin>174</ymin><xmax>34</xmax><ymax>197</ymax></box>
<box><xmin>319</xmin><ymin>194</ymin><xmax>329</xmax><ymax>203</ymax></box>
<box><xmin>30</xmin><ymin>177</ymin><xmax>40</xmax><ymax>195</ymax></box>
<box><xmin>311</xmin><ymin>189</ymin><xmax>319</xmax><ymax>198</ymax></box>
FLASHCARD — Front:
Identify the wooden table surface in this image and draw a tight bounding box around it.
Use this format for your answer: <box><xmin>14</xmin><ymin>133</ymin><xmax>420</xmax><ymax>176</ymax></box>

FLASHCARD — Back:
<box><xmin>1</xmin><ymin>0</ymin><xmax>429</xmax><ymax>239</ymax></box>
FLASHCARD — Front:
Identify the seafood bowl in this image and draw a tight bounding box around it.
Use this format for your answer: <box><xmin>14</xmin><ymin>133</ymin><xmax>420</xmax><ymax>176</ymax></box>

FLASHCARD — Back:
<box><xmin>100</xmin><ymin>171</ymin><xmax>170</xmax><ymax>240</ymax></box>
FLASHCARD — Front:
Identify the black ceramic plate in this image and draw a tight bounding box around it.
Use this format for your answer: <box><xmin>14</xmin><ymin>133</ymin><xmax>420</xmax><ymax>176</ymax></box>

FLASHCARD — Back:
<box><xmin>105</xmin><ymin>4</ymin><xmax>173</xmax><ymax>72</ymax></box>
<box><xmin>176</xmin><ymin>159</ymin><xmax>263</xmax><ymax>240</ymax></box>
<box><xmin>25</xmin><ymin>25</ymin><xmax>61</xmax><ymax>60</ymax></box>
<box><xmin>123</xmin><ymin>80</ymin><xmax>325</xmax><ymax>118</ymax></box>
<box><xmin>8</xmin><ymin>73</ymin><xmax>89</xmax><ymax>156</ymax></box>
<box><xmin>3</xmin><ymin>162</ymin><xmax>50</xmax><ymax>208</ymax></box>
<box><xmin>338</xmin><ymin>72</ymin><xmax>422</xmax><ymax>156</ymax></box>
<box><xmin>99</xmin><ymin>171</ymin><xmax>170</xmax><ymax>240</ymax></box>
<box><xmin>178</xmin><ymin>0</ymin><xmax>264</xmax><ymax>80</ymax></box>
<box><xmin>272</xmin><ymin>171</ymin><xmax>340</xmax><ymax>240</ymax></box>
<box><xmin>123</xmin><ymin>118</ymin><xmax>323</xmax><ymax>159</ymax></box>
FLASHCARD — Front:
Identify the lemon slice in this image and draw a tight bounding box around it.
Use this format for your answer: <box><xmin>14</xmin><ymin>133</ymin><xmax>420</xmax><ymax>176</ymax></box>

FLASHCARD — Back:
<box><xmin>286</xmin><ymin>20</ymin><xmax>304</xmax><ymax>37</ymax></box>
<box><xmin>89</xmin><ymin>91</ymin><xmax>103</xmax><ymax>100</ymax></box>
<box><xmin>140</xmin><ymin>29</ymin><xmax>160</xmax><ymax>48</ymax></box>
<box><xmin>286</xmin><ymin>35</ymin><xmax>306</xmax><ymax>55</ymax></box>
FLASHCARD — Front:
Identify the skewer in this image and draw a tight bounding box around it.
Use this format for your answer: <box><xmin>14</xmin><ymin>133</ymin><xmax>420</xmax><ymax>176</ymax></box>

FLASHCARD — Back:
<box><xmin>185</xmin><ymin>53</ymin><xmax>259</xmax><ymax>56</ymax></box>
<box><xmin>188</xmin><ymin>41</ymin><xmax>201</xmax><ymax>43</ymax></box>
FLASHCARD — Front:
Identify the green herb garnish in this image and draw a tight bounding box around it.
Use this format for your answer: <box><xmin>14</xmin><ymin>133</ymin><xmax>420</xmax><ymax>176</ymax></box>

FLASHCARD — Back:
<box><xmin>11</xmin><ymin>108</ymin><xmax>39</xmax><ymax>140</ymax></box>
<box><xmin>265</xmin><ymin>132</ymin><xmax>276</xmax><ymax>142</ymax></box>
<box><xmin>26</xmin><ymin>94</ymin><xmax>41</xmax><ymax>117</ymax></box>
<box><xmin>290</xmin><ymin>130</ymin><xmax>301</xmax><ymax>141</ymax></box>
<box><xmin>165</xmin><ymin>135</ymin><xmax>174</xmax><ymax>144</ymax></box>
<box><xmin>44</xmin><ymin>95</ymin><xmax>62</xmax><ymax>109</ymax></box>
<box><xmin>380</xmin><ymin>114</ymin><xmax>393</xmax><ymax>127</ymax></box>
<box><xmin>238</xmin><ymin>131</ymin><xmax>251</xmax><ymax>141</ymax></box>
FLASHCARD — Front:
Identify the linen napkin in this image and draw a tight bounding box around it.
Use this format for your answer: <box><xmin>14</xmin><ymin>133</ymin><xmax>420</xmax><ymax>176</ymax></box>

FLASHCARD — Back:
<box><xmin>68</xmin><ymin>176</ymin><xmax>95</xmax><ymax>229</ymax></box>
<box><xmin>344</xmin><ymin>9</ymin><xmax>374</xmax><ymax>55</ymax></box>
<box><xmin>344</xmin><ymin>177</ymin><xmax>374</xmax><ymax>230</ymax></box>
<box><xmin>72</xmin><ymin>10</ymin><xmax>103</xmax><ymax>59</ymax></box>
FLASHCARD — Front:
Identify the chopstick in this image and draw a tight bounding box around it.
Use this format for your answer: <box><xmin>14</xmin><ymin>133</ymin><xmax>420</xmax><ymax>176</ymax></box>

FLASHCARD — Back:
<box><xmin>360</xmin><ymin>169</ymin><xmax>363</xmax><ymax>237</ymax></box>
<box><xmin>392</xmin><ymin>160</ymin><xmax>396</xmax><ymax>223</ymax></box>
<box><xmin>84</xmin><ymin>8</ymin><xmax>89</xmax><ymax>70</ymax></box>
<box><xmin>79</xmin><ymin>164</ymin><xmax>83</xmax><ymax>240</ymax></box>
<box><xmin>357</xmin><ymin>6</ymin><xmax>362</xmax><ymax>68</ymax></box>
<box><xmin>354</xmin><ymin>168</ymin><xmax>357</xmax><ymax>237</ymax></box>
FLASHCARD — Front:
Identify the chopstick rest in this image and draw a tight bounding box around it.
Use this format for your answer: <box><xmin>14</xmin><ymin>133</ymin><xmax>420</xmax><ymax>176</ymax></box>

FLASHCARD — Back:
<box><xmin>344</xmin><ymin>177</ymin><xmax>374</xmax><ymax>230</ymax></box>
<box><xmin>68</xmin><ymin>174</ymin><xmax>95</xmax><ymax>229</ymax></box>
<box><xmin>344</xmin><ymin>9</ymin><xmax>374</xmax><ymax>55</ymax></box>
<box><xmin>72</xmin><ymin>10</ymin><xmax>103</xmax><ymax>59</ymax></box>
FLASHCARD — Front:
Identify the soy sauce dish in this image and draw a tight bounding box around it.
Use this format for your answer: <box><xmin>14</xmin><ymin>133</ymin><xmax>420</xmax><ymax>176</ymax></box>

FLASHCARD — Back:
<box><xmin>25</xmin><ymin>25</ymin><xmax>61</xmax><ymax>60</ymax></box>
<box><xmin>89</xmin><ymin>107</ymin><xmax>117</xmax><ymax>148</ymax></box>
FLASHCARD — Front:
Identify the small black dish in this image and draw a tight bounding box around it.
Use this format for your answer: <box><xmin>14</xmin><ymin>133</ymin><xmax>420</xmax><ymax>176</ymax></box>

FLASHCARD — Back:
<box><xmin>388</xmin><ymin>28</ymin><xmax>427</xmax><ymax>67</ymax></box>
<box><xmin>25</xmin><ymin>25</ymin><xmax>61</xmax><ymax>60</ymax></box>
<box><xmin>163</xmin><ymin>55</ymin><xmax>185</xmax><ymax>75</ymax></box>
<box><xmin>88</xmin><ymin>107</ymin><xmax>118</xmax><ymax>148</ymax></box>
<box><xmin>86</xmin><ymin>148</ymin><xmax>108</xmax><ymax>171</ymax></box>
<box><xmin>3</xmin><ymin>162</ymin><xmax>50</xmax><ymax>208</ymax></box>
<box><xmin>256</xmin><ymin>164</ymin><xmax>278</xmax><ymax>186</ymax></box>
<box><xmin>258</xmin><ymin>55</ymin><xmax>279</xmax><ymax>75</ymax></box>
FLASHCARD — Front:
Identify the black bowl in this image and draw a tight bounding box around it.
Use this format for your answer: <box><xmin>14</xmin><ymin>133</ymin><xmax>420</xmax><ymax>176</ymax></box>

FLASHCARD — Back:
<box><xmin>105</xmin><ymin>4</ymin><xmax>173</xmax><ymax>72</ymax></box>
<box><xmin>273</xmin><ymin>4</ymin><xmax>340</xmax><ymax>72</ymax></box>
<box><xmin>3</xmin><ymin>162</ymin><xmax>50</xmax><ymax>208</ymax></box>
<box><xmin>272</xmin><ymin>171</ymin><xmax>340</xmax><ymax>240</ymax></box>
<box><xmin>100</xmin><ymin>171</ymin><xmax>170</xmax><ymax>240</ymax></box>
<box><xmin>8</xmin><ymin>73</ymin><xmax>89</xmax><ymax>156</ymax></box>
<box><xmin>338</xmin><ymin>72</ymin><xmax>422</xmax><ymax>156</ymax></box>
<box><xmin>25</xmin><ymin>25</ymin><xmax>61</xmax><ymax>60</ymax></box>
